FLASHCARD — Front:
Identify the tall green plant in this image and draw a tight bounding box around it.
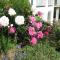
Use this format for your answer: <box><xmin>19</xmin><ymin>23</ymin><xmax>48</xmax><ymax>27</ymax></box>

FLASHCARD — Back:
<box><xmin>11</xmin><ymin>0</ymin><xmax>31</xmax><ymax>17</ymax></box>
<box><xmin>0</xmin><ymin>0</ymin><xmax>31</xmax><ymax>17</ymax></box>
<box><xmin>48</xmin><ymin>22</ymin><xmax>60</xmax><ymax>51</ymax></box>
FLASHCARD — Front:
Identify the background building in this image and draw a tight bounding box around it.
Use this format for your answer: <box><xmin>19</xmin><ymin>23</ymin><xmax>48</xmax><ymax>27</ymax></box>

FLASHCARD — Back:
<box><xmin>54</xmin><ymin>0</ymin><xmax>60</xmax><ymax>22</ymax></box>
<box><xmin>29</xmin><ymin>0</ymin><xmax>60</xmax><ymax>24</ymax></box>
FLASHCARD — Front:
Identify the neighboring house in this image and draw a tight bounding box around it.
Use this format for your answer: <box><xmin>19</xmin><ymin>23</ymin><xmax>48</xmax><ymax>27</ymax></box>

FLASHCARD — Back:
<box><xmin>29</xmin><ymin>0</ymin><xmax>60</xmax><ymax>25</ymax></box>
<box><xmin>54</xmin><ymin>0</ymin><xmax>60</xmax><ymax>22</ymax></box>
<box><xmin>29</xmin><ymin>0</ymin><xmax>54</xmax><ymax>25</ymax></box>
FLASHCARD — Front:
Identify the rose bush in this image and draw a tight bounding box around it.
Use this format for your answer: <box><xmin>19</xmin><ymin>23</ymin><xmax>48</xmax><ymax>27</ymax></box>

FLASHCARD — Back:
<box><xmin>27</xmin><ymin>14</ymin><xmax>52</xmax><ymax>45</ymax></box>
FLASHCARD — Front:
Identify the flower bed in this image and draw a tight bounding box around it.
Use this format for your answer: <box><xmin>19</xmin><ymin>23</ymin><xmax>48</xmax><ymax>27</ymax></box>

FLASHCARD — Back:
<box><xmin>0</xmin><ymin>0</ymin><xmax>52</xmax><ymax>59</ymax></box>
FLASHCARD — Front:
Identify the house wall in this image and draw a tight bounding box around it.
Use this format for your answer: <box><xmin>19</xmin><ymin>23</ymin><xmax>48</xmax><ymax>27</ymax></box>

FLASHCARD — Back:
<box><xmin>57</xmin><ymin>0</ymin><xmax>60</xmax><ymax>5</ymax></box>
<box><xmin>35</xmin><ymin>6</ymin><xmax>54</xmax><ymax>22</ymax></box>
<box><xmin>29</xmin><ymin>0</ymin><xmax>54</xmax><ymax>24</ymax></box>
<box><xmin>54</xmin><ymin>0</ymin><xmax>60</xmax><ymax>21</ymax></box>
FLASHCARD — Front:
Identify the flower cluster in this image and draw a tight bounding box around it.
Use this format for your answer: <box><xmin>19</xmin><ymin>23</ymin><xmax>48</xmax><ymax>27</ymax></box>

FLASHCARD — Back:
<box><xmin>0</xmin><ymin>7</ymin><xmax>52</xmax><ymax>46</ymax></box>
<box><xmin>15</xmin><ymin>16</ymin><xmax>25</xmax><ymax>25</ymax></box>
<box><xmin>27</xmin><ymin>14</ymin><xmax>52</xmax><ymax>45</ymax></box>
<box><xmin>8</xmin><ymin>8</ymin><xmax>16</xmax><ymax>16</ymax></box>
<box><xmin>8</xmin><ymin>24</ymin><xmax>16</xmax><ymax>34</ymax></box>
<box><xmin>0</xmin><ymin>8</ymin><xmax>25</xmax><ymax>34</ymax></box>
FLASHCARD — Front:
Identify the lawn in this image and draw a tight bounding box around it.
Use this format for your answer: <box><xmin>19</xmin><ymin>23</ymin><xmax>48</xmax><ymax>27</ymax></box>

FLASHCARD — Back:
<box><xmin>15</xmin><ymin>40</ymin><xmax>60</xmax><ymax>60</ymax></box>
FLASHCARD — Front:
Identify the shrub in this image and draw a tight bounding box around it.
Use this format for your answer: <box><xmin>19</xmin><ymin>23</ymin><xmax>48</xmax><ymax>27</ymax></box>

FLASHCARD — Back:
<box><xmin>0</xmin><ymin>0</ymin><xmax>31</xmax><ymax>17</ymax></box>
<box><xmin>48</xmin><ymin>22</ymin><xmax>60</xmax><ymax>51</ymax></box>
<box><xmin>11</xmin><ymin>0</ymin><xmax>31</xmax><ymax>17</ymax></box>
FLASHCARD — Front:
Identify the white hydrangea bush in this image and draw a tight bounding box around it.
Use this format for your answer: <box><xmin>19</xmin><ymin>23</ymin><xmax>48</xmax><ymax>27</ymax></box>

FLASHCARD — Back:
<box><xmin>0</xmin><ymin>8</ymin><xmax>25</xmax><ymax>27</ymax></box>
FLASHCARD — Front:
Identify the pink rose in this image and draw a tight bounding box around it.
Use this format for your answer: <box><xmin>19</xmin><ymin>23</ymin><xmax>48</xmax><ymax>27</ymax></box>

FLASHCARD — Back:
<box><xmin>37</xmin><ymin>11</ymin><xmax>42</xmax><ymax>17</ymax></box>
<box><xmin>35</xmin><ymin>22</ymin><xmax>42</xmax><ymax>29</ymax></box>
<box><xmin>44</xmin><ymin>31</ymin><xmax>49</xmax><ymax>36</ymax></box>
<box><xmin>37</xmin><ymin>31</ymin><xmax>43</xmax><ymax>39</ymax></box>
<box><xmin>30</xmin><ymin>37</ymin><xmax>37</xmax><ymax>45</ymax></box>
<box><xmin>29</xmin><ymin>16</ymin><xmax>36</xmax><ymax>23</ymax></box>
<box><xmin>28</xmin><ymin>26</ymin><xmax>36</xmax><ymax>36</ymax></box>
<box><xmin>8</xmin><ymin>26</ymin><xmax>16</xmax><ymax>33</ymax></box>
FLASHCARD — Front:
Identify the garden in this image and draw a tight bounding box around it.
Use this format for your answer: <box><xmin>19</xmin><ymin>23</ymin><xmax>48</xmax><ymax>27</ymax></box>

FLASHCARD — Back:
<box><xmin>0</xmin><ymin>0</ymin><xmax>60</xmax><ymax>60</ymax></box>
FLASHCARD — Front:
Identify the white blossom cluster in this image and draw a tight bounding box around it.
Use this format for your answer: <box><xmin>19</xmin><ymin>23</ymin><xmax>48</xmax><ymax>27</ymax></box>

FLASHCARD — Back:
<box><xmin>0</xmin><ymin>8</ymin><xmax>25</xmax><ymax>27</ymax></box>
<box><xmin>15</xmin><ymin>16</ymin><xmax>25</xmax><ymax>25</ymax></box>
<box><xmin>0</xmin><ymin>16</ymin><xmax>9</xmax><ymax>27</ymax></box>
<box><xmin>8</xmin><ymin>8</ymin><xmax>16</xmax><ymax>16</ymax></box>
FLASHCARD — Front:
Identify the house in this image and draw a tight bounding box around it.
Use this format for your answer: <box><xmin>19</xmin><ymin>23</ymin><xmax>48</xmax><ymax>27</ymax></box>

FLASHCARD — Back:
<box><xmin>54</xmin><ymin>0</ymin><xmax>60</xmax><ymax>22</ymax></box>
<box><xmin>29</xmin><ymin>0</ymin><xmax>54</xmax><ymax>25</ymax></box>
<box><xmin>29</xmin><ymin>0</ymin><xmax>60</xmax><ymax>25</ymax></box>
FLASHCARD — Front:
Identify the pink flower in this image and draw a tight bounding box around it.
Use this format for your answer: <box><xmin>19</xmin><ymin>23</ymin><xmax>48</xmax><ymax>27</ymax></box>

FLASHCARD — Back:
<box><xmin>8</xmin><ymin>26</ymin><xmax>16</xmax><ymax>33</ymax></box>
<box><xmin>35</xmin><ymin>22</ymin><xmax>42</xmax><ymax>29</ymax></box>
<box><xmin>29</xmin><ymin>16</ymin><xmax>36</xmax><ymax>23</ymax></box>
<box><xmin>37</xmin><ymin>11</ymin><xmax>42</xmax><ymax>17</ymax></box>
<box><xmin>37</xmin><ymin>31</ymin><xmax>43</xmax><ymax>39</ymax></box>
<box><xmin>46</xmin><ymin>26</ymin><xmax>52</xmax><ymax>32</ymax></box>
<box><xmin>44</xmin><ymin>31</ymin><xmax>49</xmax><ymax>36</ymax></box>
<box><xmin>28</xmin><ymin>26</ymin><xmax>36</xmax><ymax>36</ymax></box>
<box><xmin>30</xmin><ymin>37</ymin><xmax>37</xmax><ymax>45</ymax></box>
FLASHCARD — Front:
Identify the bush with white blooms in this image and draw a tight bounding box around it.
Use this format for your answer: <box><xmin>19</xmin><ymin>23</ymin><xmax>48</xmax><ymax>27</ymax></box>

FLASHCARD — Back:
<box><xmin>0</xmin><ymin>7</ymin><xmax>26</xmax><ymax>55</ymax></box>
<box><xmin>0</xmin><ymin>8</ymin><xmax>25</xmax><ymax>27</ymax></box>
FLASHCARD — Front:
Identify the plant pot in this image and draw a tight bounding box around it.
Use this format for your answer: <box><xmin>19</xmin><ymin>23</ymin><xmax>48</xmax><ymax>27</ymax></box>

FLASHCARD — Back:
<box><xmin>7</xmin><ymin>48</ymin><xmax>16</xmax><ymax>60</ymax></box>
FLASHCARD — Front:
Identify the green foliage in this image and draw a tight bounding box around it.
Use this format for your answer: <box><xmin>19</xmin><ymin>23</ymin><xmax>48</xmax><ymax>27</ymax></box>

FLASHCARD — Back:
<box><xmin>0</xmin><ymin>26</ymin><xmax>16</xmax><ymax>54</ymax></box>
<box><xmin>11</xmin><ymin>0</ymin><xmax>31</xmax><ymax>17</ymax></box>
<box><xmin>0</xmin><ymin>35</ymin><xmax>15</xmax><ymax>53</ymax></box>
<box><xmin>20</xmin><ymin>41</ymin><xmax>60</xmax><ymax>60</ymax></box>
<box><xmin>0</xmin><ymin>0</ymin><xmax>31</xmax><ymax>53</ymax></box>
<box><xmin>0</xmin><ymin>0</ymin><xmax>31</xmax><ymax>17</ymax></box>
<box><xmin>35</xmin><ymin>16</ymin><xmax>42</xmax><ymax>21</ymax></box>
<box><xmin>48</xmin><ymin>22</ymin><xmax>60</xmax><ymax>50</ymax></box>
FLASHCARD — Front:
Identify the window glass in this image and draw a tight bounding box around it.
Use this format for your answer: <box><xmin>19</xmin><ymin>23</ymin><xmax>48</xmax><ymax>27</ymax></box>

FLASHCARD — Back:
<box><xmin>37</xmin><ymin>0</ymin><xmax>46</xmax><ymax>6</ymax></box>
<box><xmin>31</xmin><ymin>0</ymin><xmax>33</xmax><ymax>5</ymax></box>
<box><xmin>48</xmin><ymin>0</ymin><xmax>53</xmax><ymax>6</ymax></box>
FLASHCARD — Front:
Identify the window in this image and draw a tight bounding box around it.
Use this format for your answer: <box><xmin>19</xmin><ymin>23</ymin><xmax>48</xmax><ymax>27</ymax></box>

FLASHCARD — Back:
<box><xmin>54</xmin><ymin>0</ymin><xmax>57</xmax><ymax>5</ymax></box>
<box><xmin>57</xmin><ymin>0</ymin><xmax>60</xmax><ymax>5</ymax></box>
<box><xmin>36</xmin><ymin>0</ymin><xmax>46</xmax><ymax>7</ymax></box>
<box><xmin>48</xmin><ymin>0</ymin><xmax>53</xmax><ymax>6</ymax></box>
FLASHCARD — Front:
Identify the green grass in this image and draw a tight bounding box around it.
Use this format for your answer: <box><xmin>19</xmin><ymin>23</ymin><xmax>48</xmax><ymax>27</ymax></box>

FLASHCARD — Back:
<box><xmin>21</xmin><ymin>41</ymin><xmax>60</xmax><ymax>60</ymax></box>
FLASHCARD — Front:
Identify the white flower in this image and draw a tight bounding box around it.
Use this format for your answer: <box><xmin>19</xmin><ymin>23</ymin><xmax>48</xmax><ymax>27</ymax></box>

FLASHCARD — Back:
<box><xmin>15</xmin><ymin>16</ymin><xmax>25</xmax><ymax>25</ymax></box>
<box><xmin>8</xmin><ymin>8</ymin><xmax>16</xmax><ymax>16</ymax></box>
<box><xmin>10</xmin><ymin>24</ymin><xmax>13</xmax><ymax>27</ymax></box>
<box><xmin>0</xmin><ymin>16</ymin><xmax>9</xmax><ymax>27</ymax></box>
